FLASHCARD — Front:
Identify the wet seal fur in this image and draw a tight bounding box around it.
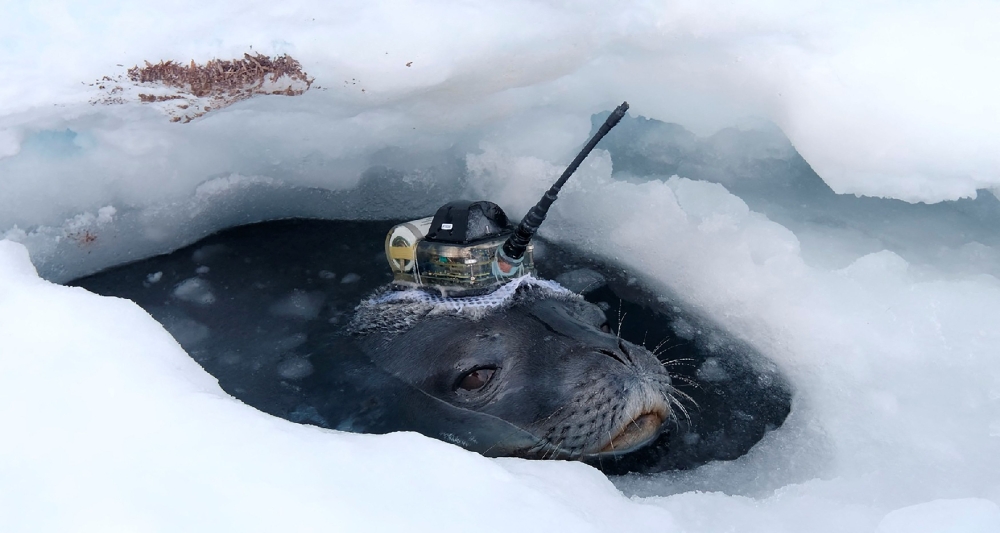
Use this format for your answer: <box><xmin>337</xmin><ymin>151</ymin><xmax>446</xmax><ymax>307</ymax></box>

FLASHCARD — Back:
<box><xmin>349</xmin><ymin>276</ymin><xmax>683</xmax><ymax>459</ymax></box>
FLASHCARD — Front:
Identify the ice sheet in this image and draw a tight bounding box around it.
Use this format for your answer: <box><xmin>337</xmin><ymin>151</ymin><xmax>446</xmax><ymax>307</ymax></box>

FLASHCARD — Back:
<box><xmin>2</xmin><ymin>1</ymin><xmax>999</xmax><ymax>531</ymax></box>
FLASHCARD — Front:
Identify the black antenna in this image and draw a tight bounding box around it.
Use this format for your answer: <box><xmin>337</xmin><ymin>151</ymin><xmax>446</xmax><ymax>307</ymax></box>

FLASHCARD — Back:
<box><xmin>499</xmin><ymin>101</ymin><xmax>629</xmax><ymax>263</ymax></box>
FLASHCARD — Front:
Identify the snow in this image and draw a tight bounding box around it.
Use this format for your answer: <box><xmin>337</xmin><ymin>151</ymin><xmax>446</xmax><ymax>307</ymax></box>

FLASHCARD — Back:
<box><xmin>0</xmin><ymin>240</ymin><xmax>671</xmax><ymax>532</ymax></box>
<box><xmin>2</xmin><ymin>1</ymin><xmax>1000</xmax><ymax>531</ymax></box>
<box><xmin>876</xmin><ymin>499</ymin><xmax>1000</xmax><ymax>533</ymax></box>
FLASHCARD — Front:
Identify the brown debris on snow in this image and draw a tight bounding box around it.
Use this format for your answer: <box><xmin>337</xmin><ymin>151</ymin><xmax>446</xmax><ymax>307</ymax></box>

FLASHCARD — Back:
<box><xmin>69</xmin><ymin>229</ymin><xmax>98</xmax><ymax>246</ymax></box>
<box><xmin>128</xmin><ymin>53</ymin><xmax>313</xmax><ymax>100</ymax></box>
<box><xmin>138</xmin><ymin>94</ymin><xmax>185</xmax><ymax>102</ymax></box>
<box><xmin>92</xmin><ymin>53</ymin><xmax>314</xmax><ymax>123</ymax></box>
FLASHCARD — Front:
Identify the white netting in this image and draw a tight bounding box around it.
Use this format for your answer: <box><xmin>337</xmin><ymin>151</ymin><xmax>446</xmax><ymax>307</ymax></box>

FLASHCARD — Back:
<box><xmin>349</xmin><ymin>275</ymin><xmax>579</xmax><ymax>335</ymax></box>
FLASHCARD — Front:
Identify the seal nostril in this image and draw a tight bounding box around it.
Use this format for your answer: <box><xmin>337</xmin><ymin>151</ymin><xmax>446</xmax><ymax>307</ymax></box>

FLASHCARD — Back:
<box><xmin>617</xmin><ymin>339</ymin><xmax>638</xmax><ymax>364</ymax></box>
<box><xmin>597</xmin><ymin>348</ymin><xmax>628</xmax><ymax>366</ymax></box>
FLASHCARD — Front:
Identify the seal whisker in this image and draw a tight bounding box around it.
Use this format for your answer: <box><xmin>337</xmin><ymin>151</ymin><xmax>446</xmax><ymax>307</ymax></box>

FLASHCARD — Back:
<box><xmin>546</xmin><ymin>439</ymin><xmax>567</xmax><ymax>460</ymax></box>
<box><xmin>650</xmin><ymin>336</ymin><xmax>673</xmax><ymax>358</ymax></box>
<box><xmin>662</xmin><ymin>391</ymin><xmax>691</xmax><ymax>424</ymax></box>
<box><xmin>539</xmin><ymin>442</ymin><xmax>552</xmax><ymax>460</ymax></box>
<box><xmin>661</xmin><ymin>358</ymin><xmax>697</xmax><ymax>368</ymax></box>
<box><xmin>644</xmin><ymin>372</ymin><xmax>698</xmax><ymax>424</ymax></box>
<box><xmin>669</xmin><ymin>374</ymin><xmax>702</xmax><ymax>390</ymax></box>
<box><xmin>577</xmin><ymin>278</ymin><xmax>604</xmax><ymax>295</ymax></box>
<box><xmin>653</xmin><ymin>342</ymin><xmax>686</xmax><ymax>357</ymax></box>
<box><xmin>533</xmin><ymin>439</ymin><xmax>551</xmax><ymax>460</ymax></box>
<box><xmin>530</xmin><ymin>403</ymin><xmax>585</xmax><ymax>460</ymax></box>
<box><xmin>533</xmin><ymin>401</ymin><xmax>574</xmax><ymax>429</ymax></box>
<box><xmin>526</xmin><ymin>438</ymin><xmax>555</xmax><ymax>459</ymax></box>
<box><xmin>613</xmin><ymin>298</ymin><xmax>627</xmax><ymax>340</ymax></box>
<box><xmin>539</xmin><ymin>432</ymin><xmax>563</xmax><ymax>460</ymax></box>
<box><xmin>665</xmin><ymin>385</ymin><xmax>700</xmax><ymax>414</ymax></box>
<box><xmin>667</xmin><ymin>383</ymin><xmax>698</xmax><ymax>406</ymax></box>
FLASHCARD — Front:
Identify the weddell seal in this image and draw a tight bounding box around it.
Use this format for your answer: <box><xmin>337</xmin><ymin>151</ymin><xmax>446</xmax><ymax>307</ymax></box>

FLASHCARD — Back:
<box><xmin>71</xmin><ymin>218</ymin><xmax>792</xmax><ymax>471</ymax></box>
<box><xmin>348</xmin><ymin>276</ymin><xmax>679</xmax><ymax>458</ymax></box>
<box><xmin>336</xmin><ymin>101</ymin><xmax>677</xmax><ymax>458</ymax></box>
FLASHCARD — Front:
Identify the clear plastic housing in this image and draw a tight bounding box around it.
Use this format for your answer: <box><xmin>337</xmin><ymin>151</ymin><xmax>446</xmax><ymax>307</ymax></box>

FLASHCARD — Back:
<box><xmin>385</xmin><ymin>222</ymin><xmax>535</xmax><ymax>294</ymax></box>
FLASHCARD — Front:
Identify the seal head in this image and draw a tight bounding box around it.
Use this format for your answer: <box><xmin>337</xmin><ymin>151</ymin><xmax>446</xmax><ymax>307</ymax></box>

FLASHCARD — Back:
<box><xmin>351</xmin><ymin>276</ymin><xmax>677</xmax><ymax>458</ymax></box>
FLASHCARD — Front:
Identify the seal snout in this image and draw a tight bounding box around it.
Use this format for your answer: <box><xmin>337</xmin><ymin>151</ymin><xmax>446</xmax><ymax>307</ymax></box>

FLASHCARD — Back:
<box><xmin>600</xmin><ymin>409</ymin><xmax>667</xmax><ymax>454</ymax></box>
<box><xmin>564</xmin><ymin>340</ymin><xmax>675</xmax><ymax>457</ymax></box>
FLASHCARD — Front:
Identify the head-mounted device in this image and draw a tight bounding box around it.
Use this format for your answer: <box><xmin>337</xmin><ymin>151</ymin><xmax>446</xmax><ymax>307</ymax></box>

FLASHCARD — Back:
<box><xmin>384</xmin><ymin>102</ymin><xmax>630</xmax><ymax>296</ymax></box>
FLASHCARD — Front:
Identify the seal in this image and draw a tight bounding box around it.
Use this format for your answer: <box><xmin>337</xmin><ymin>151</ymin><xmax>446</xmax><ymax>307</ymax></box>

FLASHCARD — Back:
<box><xmin>69</xmin><ymin>220</ymin><xmax>679</xmax><ymax>460</ymax></box>
<box><xmin>349</xmin><ymin>275</ymin><xmax>679</xmax><ymax>458</ymax></box>
<box><xmin>70</xmin><ymin>219</ymin><xmax>790</xmax><ymax>471</ymax></box>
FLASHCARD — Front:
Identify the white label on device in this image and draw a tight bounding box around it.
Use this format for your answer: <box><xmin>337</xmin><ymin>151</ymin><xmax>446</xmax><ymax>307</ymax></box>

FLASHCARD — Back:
<box><xmin>441</xmin><ymin>223</ymin><xmax>454</xmax><ymax>230</ymax></box>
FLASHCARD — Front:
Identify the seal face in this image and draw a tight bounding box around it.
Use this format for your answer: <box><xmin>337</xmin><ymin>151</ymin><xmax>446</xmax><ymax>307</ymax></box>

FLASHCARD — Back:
<box><xmin>351</xmin><ymin>277</ymin><xmax>678</xmax><ymax>458</ymax></box>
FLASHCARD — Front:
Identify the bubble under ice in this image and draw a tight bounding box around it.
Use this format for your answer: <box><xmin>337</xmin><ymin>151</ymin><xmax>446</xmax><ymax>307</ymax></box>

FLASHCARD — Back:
<box><xmin>172</xmin><ymin>278</ymin><xmax>216</xmax><ymax>305</ymax></box>
<box><xmin>269</xmin><ymin>290</ymin><xmax>326</xmax><ymax>321</ymax></box>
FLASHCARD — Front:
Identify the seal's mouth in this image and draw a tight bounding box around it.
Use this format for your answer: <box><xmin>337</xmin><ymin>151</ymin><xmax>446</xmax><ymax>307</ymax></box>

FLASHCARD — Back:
<box><xmin>598</xmin><ymin>409</ymin><xmax>667</xmax><ymax>455</ymax></box>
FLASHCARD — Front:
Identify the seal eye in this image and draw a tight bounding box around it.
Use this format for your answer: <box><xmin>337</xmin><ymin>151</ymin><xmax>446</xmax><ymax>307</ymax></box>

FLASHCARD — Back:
<box><xmin>600</xmin><ymin>323</ymin><xmax>611</xmax><ymax>333</ymax></box>
<box><xmin>457</xmin><ymin>367</ymin><xmax>496</xmax><ymax>391</ymax></box>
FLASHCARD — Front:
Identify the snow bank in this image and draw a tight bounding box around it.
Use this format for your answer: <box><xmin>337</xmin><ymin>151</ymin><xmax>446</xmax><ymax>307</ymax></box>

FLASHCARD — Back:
<box><xmin>0</xmin><ymin>240</ymin><xmax>673</xmax><ymax>532</ymax></box>
<box><xmin>4</xmin><ymin>0</ymin><xmax>1000</xmax><ymax>278</ymax></box>
<box><xmin>3</xmin><ymin>1</ymin><xmax>1000</xmax><ymax>531</ymax></box>
<box><xmin>4</xmin><ymin>154</ymin><xmax>999</xmax><ymax>530</ymax></box>
<box><xmin>471</xmin><ymin>149</ymin><xmax>1000</xmax><ymax>528</ymax></box>
<box><xmin>1</xmin><ymin>2</ymin><xmax>998</xmax><ymax>242</ymax></box>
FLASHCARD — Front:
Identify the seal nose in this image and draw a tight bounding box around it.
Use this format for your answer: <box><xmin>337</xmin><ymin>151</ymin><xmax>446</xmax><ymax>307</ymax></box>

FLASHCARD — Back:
<box><xmin>598</xmin><ymin>339</ymin><xmax>643</xmax><ymax>365</ymax></box>
<box><xmin>596</xmin><ymin>345</ymin><xmax>629</xmax><ymax>366</ymax></box>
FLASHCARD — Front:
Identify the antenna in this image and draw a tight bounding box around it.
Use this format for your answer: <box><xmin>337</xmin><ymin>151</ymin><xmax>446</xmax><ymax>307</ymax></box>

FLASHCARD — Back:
<box><xmin>497</xmin><ymin>101</ymin><xmax>629</xmax><ymax>268</ymax></box>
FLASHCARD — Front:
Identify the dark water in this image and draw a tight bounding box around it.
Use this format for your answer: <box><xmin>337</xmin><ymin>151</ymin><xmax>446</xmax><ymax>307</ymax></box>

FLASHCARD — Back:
<box><xmin>70</xmin><ymin>218</ymin><xmax>791</xmax><ymax>474</ymax></box>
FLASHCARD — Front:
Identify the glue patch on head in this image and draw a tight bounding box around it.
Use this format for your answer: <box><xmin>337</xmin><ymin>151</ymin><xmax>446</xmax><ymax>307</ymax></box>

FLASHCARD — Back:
<box><xmin>349</xmin><ymin>275</ymin><xmax>579</xmax><ymax>335</ymax></box>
